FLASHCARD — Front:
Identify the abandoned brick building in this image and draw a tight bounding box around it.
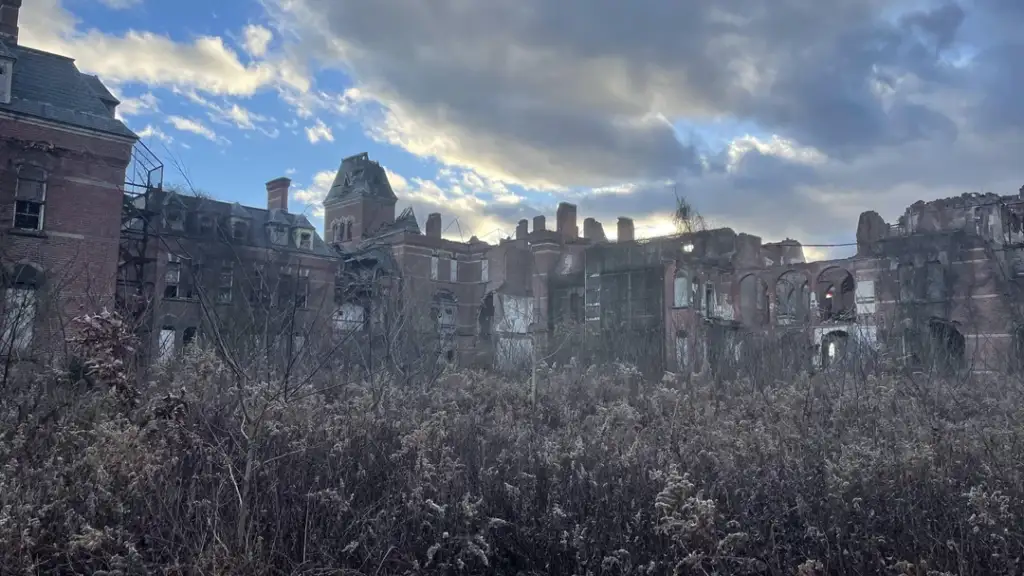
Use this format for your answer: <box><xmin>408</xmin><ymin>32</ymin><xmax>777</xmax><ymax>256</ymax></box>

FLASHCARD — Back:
<box><xmin>121</xmin><ymin>178</ymin><xmax>340</xmax><ymax>366</ymax></box>
<box><xmin>0</xmin><ymin>0</ymin><xmax>140</xmax><ymax>360</ymax></box>
<box><xmin>333</xmin><ymin>152</ymin><xmax>1024</xmax><ymax>376</ymax></box>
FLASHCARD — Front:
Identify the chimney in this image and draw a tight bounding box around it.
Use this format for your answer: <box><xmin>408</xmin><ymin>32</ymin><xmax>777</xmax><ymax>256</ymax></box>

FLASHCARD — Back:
<box><xmin>617</xmin><ymin>217</ymin><xmax>634</xmax><ymax>242</ymax></box>
<box><xmin>0</xmin><ymin>0</ymin><xmax>20</xmax><ymax>45</ymax></box>
<box><xmin>265</xmin><ymin>177</ymin><xmax>291</xmax><ymax>212</ymax></box>
<box><xmin>533</xmin><ymin>215</ymin><xmax>546</xmax><ymax>232</ymax></box>
<box><xmin>426</xmin><ymin>213</ymin><xmax>442</xmax><ymax>238</ymax></box>
<box><xmin>515</xmin><ymin>219</ymin><xmax>529</xmax><ymax>240</ymax></box>
<box><xmin>556</xmin><ymin>202</ymin><xmax>578</xmax><ymax>240</ymax></box>
<box><xmin>583</xmin><ymin>217</ymin><xmax>606</xmax><ymax>242</ymax></box>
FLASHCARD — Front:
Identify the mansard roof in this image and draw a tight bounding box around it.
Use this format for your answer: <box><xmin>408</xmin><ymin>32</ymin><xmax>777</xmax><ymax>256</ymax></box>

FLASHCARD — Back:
<box><xmin>323</xmin><ymin>152</ymin><xmax>397</xmax><ymax>206</ymax></box>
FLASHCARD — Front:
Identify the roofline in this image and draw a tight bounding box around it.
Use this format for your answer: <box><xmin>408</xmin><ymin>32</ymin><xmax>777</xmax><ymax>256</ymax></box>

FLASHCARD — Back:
<box><xmin>0</xmin><ymin>109</ymin><xmax>138</xmax><ymax>143</ymax></box>
<box><xmin>12</xmin><ymin>44</ymin><xmax>76</xmax><ymax>62</ymax></box>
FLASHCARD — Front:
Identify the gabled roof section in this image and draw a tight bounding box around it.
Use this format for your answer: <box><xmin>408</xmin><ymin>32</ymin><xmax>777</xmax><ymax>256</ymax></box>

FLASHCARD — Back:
<box><xmin>323</xmin><ymin>152</ymin><xmax>397</xmax><ymax>206</ymax></box>
<box><xmin>230</xmin><ymin>202</ymin><xmax>251</xmax><ymax>219</ymax></box>
<box><xmin>0</xmin><ymin>44</ymin><xmax>136</xmax><ymax>139</ymax></box>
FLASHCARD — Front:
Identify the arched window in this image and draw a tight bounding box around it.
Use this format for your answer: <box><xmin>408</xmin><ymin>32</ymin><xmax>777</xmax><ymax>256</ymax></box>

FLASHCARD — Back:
<box><xmin>14</xmin><ymin>165</ymin><xmax>47</xmax><ymax>231</ymax></box>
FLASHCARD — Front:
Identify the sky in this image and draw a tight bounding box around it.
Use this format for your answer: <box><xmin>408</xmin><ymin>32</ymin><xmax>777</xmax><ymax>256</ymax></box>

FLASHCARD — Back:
<box><xmin>16</xmin><ymin>0</ymin><xmax>1024</xmax><ymax>260</ymax></box>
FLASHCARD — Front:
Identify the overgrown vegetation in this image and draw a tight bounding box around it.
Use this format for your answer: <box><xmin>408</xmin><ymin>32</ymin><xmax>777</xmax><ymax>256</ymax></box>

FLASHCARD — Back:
<box><xmin>2</xmin><ymin>312</ymin><xmax>1024</xmax><ymax>575</ymax></box>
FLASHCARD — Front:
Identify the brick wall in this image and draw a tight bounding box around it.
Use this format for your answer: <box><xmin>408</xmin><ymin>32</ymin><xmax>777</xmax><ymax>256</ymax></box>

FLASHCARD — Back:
<box><xmin>0</xmin><ymin>116</ymin><xmax>133</xmax><ymax>349</ymax></box>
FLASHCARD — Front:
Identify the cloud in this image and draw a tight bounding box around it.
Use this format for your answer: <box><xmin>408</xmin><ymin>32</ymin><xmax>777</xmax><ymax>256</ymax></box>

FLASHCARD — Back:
<box><xmin>114</xmin><ymin>92</ymin><xmax>160</xmax><ymax>118</ymax></box>
<box><xmin>304</xmin><ymin>119</ymin><xmax>334</xmax><ymax>144</ymax></box>
<box><xmin>291</xmin><ymin>170</ymin><xmax>336</xmax><ymax>218</ymax></box>
<box><xmin>137</xmin><ymin>124</ymin><xmax>173</xmax><ymax>144</ymax></box>
<box><xmin>263</xmin><ymin>0</ymin><xmax>1024</xmax><ymax>253</ymax></box>
<box><xmin>166</xmin><ymin>116</ymin><xmax>228</xmax><ymax>144</ymax></box>
<box><xmin>242</xmin><ymin>24</ymin><xmax>273</xmax><ymax>58</ymax></box>
<box><xmin>171</xmin><ymin>88</ymin><xmax>279</xmax><ymax>137</ymax></box>
<box><xmin>289</xmin><ymin>162</ymin><xmax>543</xmax><ymax>243</ymax></box>
<box><xmin>19</xmin><ymin>0</ymin><xmax>308</xmax><ymax>98</ymax></box>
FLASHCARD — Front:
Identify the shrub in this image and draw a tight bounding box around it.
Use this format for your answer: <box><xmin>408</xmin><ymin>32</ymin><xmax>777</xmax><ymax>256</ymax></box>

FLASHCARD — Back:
<box><xmin>1</xmin><ymin>314</ymin><xmax>1023</xmax><ymax>574</ymax></box>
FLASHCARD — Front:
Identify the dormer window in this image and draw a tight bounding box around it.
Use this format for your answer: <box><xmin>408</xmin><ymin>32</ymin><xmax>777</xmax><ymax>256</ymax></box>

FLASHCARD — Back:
<box><xmin>232</xmin><ymin>220</ymin><xmax>248</xmax><ymax>241</ymax></box>
<box><xmin>198</xmin><ymin>214</ymin><xmax>214</xmax><ymax>235</ymax></box>
<box><xmin>166</xmin><ymin>209</ymin><xmax>184</xmax><ymax>231</ymax></box>
<box><xmin>269</xmin><ymin>224</ymin><xmax>288</xmax><ymax>246</ymax></box>
<box><xmin>293</xmin><ymin>228</ymin><xmax>313</xmax><ymax>250</ymax></box>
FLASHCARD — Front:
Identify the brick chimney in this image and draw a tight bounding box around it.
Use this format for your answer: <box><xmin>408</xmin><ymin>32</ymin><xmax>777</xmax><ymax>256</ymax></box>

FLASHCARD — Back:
<box><xmin>533</xmin><ymin>215</ymin><xmax>546</xmax><ymax>232</ymax></box>
<box><xmin>265</xmin><ymin>177</ymin><xmax>291</xmax><ymax>212</ymax></box>
<box><xmin>556</xmin><ymin>202</ymin><xmax>578</xmax><ymax>240</ymax></box>
<box><xmin>0</xmin><ymin>0</ymin><xmax>20</xmax><ymax>45</ymax></box>
<box><xmin>617</xmin><ymin>217</ymin><xmax>634</xmax><ymax>242</ymax></box>
<box><xmin>426</xmin><ymin>213</ymin><xmax>442</xmax><ymax>238</ymax></box>
<box><xmin>583</xmin><ymin>217</ymin><xmax>606</xmax><ymax>242</ymax></box>
<box><xmin>515</xmin><ymin>219</ymin><xmax>529</xmax><ymax>240</ymax></box>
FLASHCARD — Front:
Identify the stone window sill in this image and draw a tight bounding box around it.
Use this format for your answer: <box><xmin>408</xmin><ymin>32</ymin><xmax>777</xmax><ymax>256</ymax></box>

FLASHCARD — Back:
<box><xmin>7</xmin><ymin>228</ymin><xmax>47</xmax><ymax>239</ymax></box>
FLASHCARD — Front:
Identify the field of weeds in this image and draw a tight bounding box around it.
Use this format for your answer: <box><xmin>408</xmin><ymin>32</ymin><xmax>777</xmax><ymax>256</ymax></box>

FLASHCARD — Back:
<box><xmin>2</xmin><ymin>319</ymin><xmax>1023</xmax><ymax>574</ymax></box>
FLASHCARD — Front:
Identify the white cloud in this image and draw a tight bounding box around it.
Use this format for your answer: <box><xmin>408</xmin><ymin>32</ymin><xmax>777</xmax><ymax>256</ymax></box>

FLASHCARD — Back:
<box><xmin>115</xmin><ymin>92</ymin><xmax>160</xmax><ymax>118</ymax></box>
<box><xmin>305</xmin><ymin>118</ymin><xmax>334</xmax><ymax>143</ymax></box>
<box><xmin>242</xmin><ymin>25</ymin><xmax>273</xmax><ymax>58</ymax></box>
<box><xmin>725</xmin><ymin>135</ymin><xmax>828</xmax><ymax>170</ymax></box>
<box><xmin>291</xmin><ymin>170</ymin><xmax>336</xmax><ymax>217</ymax></box>
<box><xmin>18</xmin><ymin>0</ymin><xmax>308</xmax><ymax>98</ymax></box>
<box><xmin>171</xmin><ymin>88</ymin><xmax>279</xmax><ymax>137</ymax></box>
<box><xmin>166</xmin><ymin>116</ymin><xmax>227</xmax><ymax>144</ymax></box>
<box><xmin>137</xmin><ymin>124</ymin><xmax>173</xmax><ymax>144</ymax></box>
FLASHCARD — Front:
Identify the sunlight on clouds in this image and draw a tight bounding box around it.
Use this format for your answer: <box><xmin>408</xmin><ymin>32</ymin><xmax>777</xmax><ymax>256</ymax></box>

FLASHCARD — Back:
<box><xmin>365</xmin><ymin>103</ymin><xmax>566</xmax><ymax>191</ymax></box>
<box><xmin>305</xmin><ymin>119</ymin><xmax>334</xmax><ymax>143</ymax></box>
<box><xmin>631</xmin><ymin>214</ymin><xmax>680</xmax><ymax>240</ymax></box>
<box><xmin>802</xmin><ymin>246</ymin><xmax>831</xmax><ymax>261</ymax></box>
<box><xmin>726</xmin><ymin>135</ymin><xmax>828</xmax><ymax>170</ymax></box>
<box><xmin>291</xmin><ymin>165</ymin><xmax>520</xmax><ymax>243</ymax></box>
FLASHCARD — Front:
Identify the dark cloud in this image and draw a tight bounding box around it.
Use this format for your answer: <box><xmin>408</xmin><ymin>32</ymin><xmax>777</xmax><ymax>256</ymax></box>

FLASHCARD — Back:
<box><xmin>274</xmin><ymin>0</ymin><xmax>1024</xmax><ymax>249</ymax></box>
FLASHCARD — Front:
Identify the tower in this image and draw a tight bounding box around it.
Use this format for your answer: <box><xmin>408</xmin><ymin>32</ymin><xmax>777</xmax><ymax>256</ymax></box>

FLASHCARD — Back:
<box><xmin>322</xmin><ymin>152</ymin><xmax>397</xmax><ymax>246</ymax></box>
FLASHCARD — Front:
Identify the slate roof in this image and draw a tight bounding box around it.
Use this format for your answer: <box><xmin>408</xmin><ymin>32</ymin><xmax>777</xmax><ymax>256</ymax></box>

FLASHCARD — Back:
<box><xmin>0</xmin><ymin>42</ymin><xmax>136</xmax><ymax>139</ymax></box>
<box><xmin>166</xmin><ymin>192</ymin><xmax>337</xmax><ymax>258</ymax></box>
<box><xmin>323</xmin><ymin>152</ymin><xmax>398</xmax><ymax>205</ymax></box>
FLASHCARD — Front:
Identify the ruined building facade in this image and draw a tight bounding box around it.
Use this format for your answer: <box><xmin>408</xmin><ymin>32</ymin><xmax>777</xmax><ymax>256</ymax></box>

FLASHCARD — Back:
<box><xmin>333</xmin><ymin>152</ymin><xmax>1024</xmax><ymax>376</ymax></box>
<box><xmin>123</xmin><ymin>178</ymin><xmax>339</xmax><ymax>366</ymax></box>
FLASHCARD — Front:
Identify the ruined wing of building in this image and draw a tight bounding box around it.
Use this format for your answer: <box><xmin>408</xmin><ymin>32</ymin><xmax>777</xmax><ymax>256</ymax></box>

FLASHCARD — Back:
<box><xmin>325</xmin><ymin>151</ymin><xmax>1024</xmax><ymax>376</ymax></box>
